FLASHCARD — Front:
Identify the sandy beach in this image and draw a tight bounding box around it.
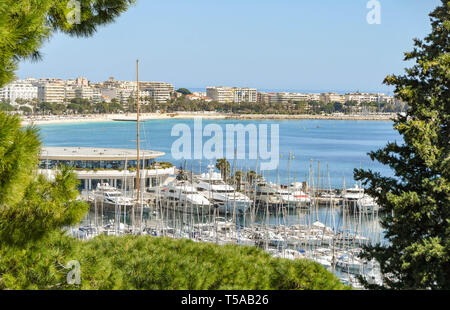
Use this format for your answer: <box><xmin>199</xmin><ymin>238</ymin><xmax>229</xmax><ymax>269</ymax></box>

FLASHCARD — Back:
<box><xmin>21</xmin><ymin>112</ymin><xmax>396</xmax><ymax>126</ymax></box>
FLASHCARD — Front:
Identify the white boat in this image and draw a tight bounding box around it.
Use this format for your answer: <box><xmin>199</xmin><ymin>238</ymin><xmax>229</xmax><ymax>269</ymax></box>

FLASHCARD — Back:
<box><xmin>252</xmin><ymin>179</ymin><xmax>284</xmax><ymax>207</ymax></box>
<box><xmin>93</xmin><ymin>183</ymin><xmax>134</xmax><ymax>208</ymax></box>
<box><xmin>253</xmin><ymin>179</ymin><xmax>310</xmax><ymax>208</ymax></box>
<box><xmin>342</xmin><ymin>184</ymin><xmax>379</xmax><ymax>212</ymax></box>
<box><xmin>288</xmin><ymin>182</ymin><xmax>312</xmax><ymax>204</ymax></box>
<box><xmin>160</xmin><ymin>180</ymin><xmax>211</xmax><ymax>213</ymax></box>
<box><xmin>193</xmin><ymin>165</ymin><xmax>252</xmax><ymax>214</ymax></box>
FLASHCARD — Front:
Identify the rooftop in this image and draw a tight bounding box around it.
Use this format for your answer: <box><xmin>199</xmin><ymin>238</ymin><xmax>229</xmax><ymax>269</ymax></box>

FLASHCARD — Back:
<box><xmin>40</xmin><ymin>147</ymin><xmax>165</xmax><ymax>161</ymax></box>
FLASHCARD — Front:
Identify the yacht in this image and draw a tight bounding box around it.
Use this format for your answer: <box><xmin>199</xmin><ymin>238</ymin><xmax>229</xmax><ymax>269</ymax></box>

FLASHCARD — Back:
<box><xmin>193</xmin><ymin>166</ymin><xmax>252</xmax><ymax>214</ymax></box>
<box><xmin>252</xmin><ymin>178</ymin><xmax>309</xmax><ymax>208</ymax></box>
<box><xmin>341</xmin><ymin>184</ymin><xmax>379</xmax><ymax>212</ymax></box>
<box><xmin>160</xmin><ymin>180</ymin><xmax>211</xmax><ymax>213</ymax></box>
<box><xmin>93</xmin><ymin>183</ymin><xmax>134</xmax><ymax>208</ymax></box>
<box><xmin>288</xmin><ymin>182</ymin><xmax>312</xmax><ymax>204</ymax></box>
<box><xmin>252</xmin><ymin>179</ymin><xmax>282</xmax><ymax>207</ymax></box>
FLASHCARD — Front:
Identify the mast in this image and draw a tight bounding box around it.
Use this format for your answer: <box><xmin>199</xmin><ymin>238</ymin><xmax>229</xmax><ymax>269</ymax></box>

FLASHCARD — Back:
<box><xmin>135</xmin><ymin>59</ymin><xmax>140</xmax><ymax>230</ymax></box>
<box><xmin>137</xmin><ymin>59</ymin><xmax>140</xmax><ymax>201</ymax></box>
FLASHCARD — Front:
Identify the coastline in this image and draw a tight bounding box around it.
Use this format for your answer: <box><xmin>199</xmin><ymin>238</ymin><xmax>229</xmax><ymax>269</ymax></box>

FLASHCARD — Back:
<box><xmin>21</xmin><ymin>112</ymin><xmax>397</xmax><ymax>126</ymax></box>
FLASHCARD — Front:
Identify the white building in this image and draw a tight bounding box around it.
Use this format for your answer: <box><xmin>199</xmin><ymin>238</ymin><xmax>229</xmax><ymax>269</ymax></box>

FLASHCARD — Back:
<box><xmin>207</xmin><ymin>86</ymin><xmax>258</xmax><ymax>103</ymax></box>
<box><xmin>257</xmin><ymin>92</ymin><xmax>315</xmax><ymax>104</ymax></box>
<box><xmin>39</xmin><ymin>147</ymin><xmax>175</xmax><ymax>193</ymax></box>
<box><xmin>232</xmin><ymin>88</ymin><xmax>258</xmax><ymax>103</ymax></box>
<box><xmin>36</xmin><ymin>82</ymin><xmax>66</xmax><ymax>104</ymax></box>
<box><xmin>0</xmin><ymin>80</ymin><xmax>38</xmax><ymax>105</ymax></box>
<box><xmin>142</xmin><ymin>82</ymin><xmax>174</xmax><ymax>104</ymax></box>
<box><xmin>207</xmin><ymin>87</ymin><xmax>234</xmax><ymax>103</ymax></box>
<box><xmin>320</xmin><ymin>93</ymin><xmax>346</xmax><ymax>104</ymax></box>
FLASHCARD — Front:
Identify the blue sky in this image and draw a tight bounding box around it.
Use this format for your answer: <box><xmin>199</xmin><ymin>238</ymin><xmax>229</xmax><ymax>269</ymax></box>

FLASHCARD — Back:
<box><xmin>18</xmin><ymin>0</ymin><xmax>441</xmax><ymax>93</ymax></box>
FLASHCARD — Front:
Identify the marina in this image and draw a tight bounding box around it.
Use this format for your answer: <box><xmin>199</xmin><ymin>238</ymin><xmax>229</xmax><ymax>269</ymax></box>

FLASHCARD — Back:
<box><xmin>39</xmin><ymin>145</ymin><xmax>385</xmax><ymax>288</ymax></box>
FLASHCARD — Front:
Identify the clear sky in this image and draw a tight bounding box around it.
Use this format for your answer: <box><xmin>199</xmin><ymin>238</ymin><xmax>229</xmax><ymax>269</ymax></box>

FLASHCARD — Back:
<box><xmin>17</xmin><ymin>0</ymin><xmax>441</xmax><ymax>93</ymax></box>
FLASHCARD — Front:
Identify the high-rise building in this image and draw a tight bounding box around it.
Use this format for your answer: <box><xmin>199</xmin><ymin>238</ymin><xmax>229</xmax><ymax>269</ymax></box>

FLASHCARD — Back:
<box><xmin>232</xmin><ymin>88</ymin><xmax>258</xmax><ymax>103</ymax></box>
<box><xmin>142</xmin><ymin>82</ymin><xmax>174</xmax><ymax>104</ymax></box>
<box><xmin>36</xmin><ymin>82</ymin><xmax>66</xmax><ymax>104</ymax></box>
<box><xmin>207</xmin><ymin>87</ymin><xmax>234</xmax><ymax>103</ymax></box>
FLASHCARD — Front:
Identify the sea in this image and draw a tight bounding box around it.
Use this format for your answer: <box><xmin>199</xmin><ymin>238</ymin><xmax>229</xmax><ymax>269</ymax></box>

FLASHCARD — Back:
<box><xmin>38</xmin><ymin>118</ymin><xmax>401</xmax><ymax>189</ymax></box>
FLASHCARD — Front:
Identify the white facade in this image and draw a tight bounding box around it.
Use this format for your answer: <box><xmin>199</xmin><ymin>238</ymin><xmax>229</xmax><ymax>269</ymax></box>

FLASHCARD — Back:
<box><xmin>345</xmin><ymin>92</ymin><xmax>395</xmax><ymax>104</ymax></box>
<box><xmin>37</xmin><ymin>82</ymin><xmax>66</xmax><ymax>103</ymax></box>
<box><xmin>207</xmin><ymin>87</ymin><xmax>234</xmax><ymax>103</ymax></box>
<box><xmin>207</xmin><ymin>86</ymin><xmax>258</xmax><ymax>103</ymax></box>
<box><xmin>258</xmin><ymin>92</ymin><xmax>317</xmax><ymax>104</ymax></box>
<box><xmin>38</xmin><ymin>147</ymin><xmax>174</xmax><ymax>193</ymax></box>
<box><xmin>232</xmin><ymin>88</ymin><xmax>258</xmax><ymax>103</ymax></box>
<box><xmin>320</xmin><ymin>93</ymin><xmax>346</xmax><ymax>104</ymax></box>
<box><xmin>142</xmin><ymin>82</ymin><xmax>174</xmax><ymax>104</ymax></box>
<box><xmin>0</xmin><ymin>81</ymin><xmax>38</xmax><ymax>105</ymax></box>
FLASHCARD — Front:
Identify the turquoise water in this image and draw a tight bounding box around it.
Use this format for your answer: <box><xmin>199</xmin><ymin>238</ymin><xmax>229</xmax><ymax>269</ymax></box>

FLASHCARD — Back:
<box><xmin>38</xmin><ymin>119</ymin><xmax>401</xmax><ymax>188</ymax></box>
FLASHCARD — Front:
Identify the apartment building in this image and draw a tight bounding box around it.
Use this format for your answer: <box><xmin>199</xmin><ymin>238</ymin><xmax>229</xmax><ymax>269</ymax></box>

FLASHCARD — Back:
<box><xmin>345</xmin><ymin>92</ymin><xmax>378</xmax><ymax>104</ymax></box>
<box><xmin>257</xmin><ymin>92</ymin><xmax>316</xmax><ymax>104</ymax></box>
<box><xmin>207</xmin><ymin>86</ymin><xmax>257</xmax><ymax>103</ymax></box>
<box><xmin>142</xmin><ymin>82</ymin><xmax>174</xmax><ymax>104</ymax></box>
<box><xmin>344</xmin><ymin>92</ymin><xmax>396</xmax><ymax>105</ymax></box>
<box><xmin>206</xmin><ymin>87</ymin><xmax>234</xmax><ymax>103</ymax></box>
<box><xmin>377</xmin><ymin>93</ymin><xmax>395</xmax><ymax>104</ymax></box>
<box><xmin>320</xmin><ymin>93</ymin><xmax>346</xmax><ymax>105</ymax></box>
<box><xmin>0</xmin><ymin>80</ymin><xmax>38</xmax><ymax>105</ymax></box>
<box><xmin>36</xmin><ymin>82</ymin><xmax>66</xmax><ymax>104</ymax></box>
<box><xmin>307</xmin><ymin>93</ymin><xmax>321</xmax><ymax>102</ymax></box>
<box><xmin>64</xmin><ymin>86</ymin><xmax>77</xmax><ymax>102</ymax></box>
<box><xmin>233</xmin><ymin>88</ymin><xmax>258</xmax><ymax>103</ymax></box>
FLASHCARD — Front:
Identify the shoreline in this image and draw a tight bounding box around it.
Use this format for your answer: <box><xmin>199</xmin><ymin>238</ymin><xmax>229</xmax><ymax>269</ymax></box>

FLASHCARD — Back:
<box><xmin>21</xmin><ymin>112</ymin><xmax>397</xmax><ymax>126</ymax></box>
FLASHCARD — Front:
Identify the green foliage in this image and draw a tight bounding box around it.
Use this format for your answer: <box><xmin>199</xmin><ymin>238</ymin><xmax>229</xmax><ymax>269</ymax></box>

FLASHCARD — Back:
<box><xmin>0</xmin><ymin>169</ymin><xmax>88</xmax><ymax>246</ymax></box>
<box><xmin>0</xmin><ymin>113</ymin><xmax>41</xmax><ymax>206</ymax></box>
<box><xmin>0</xmin><ymin>100</ymin><xmax>15</xmax><ymax>112</ymax></box>
<box><xmin>230</xmin><ymin>170</ymin><xmax>244</xmax><ymax>191</ymax></box>
<box><xmin>176</xmin><ymin>88</ymin><xmax>192</xmax><ymax>95</ymax></box>
<box><xmin>0</xmin><ymin>0</ymin><xmax>136</xmax><ymax>87</ymax></box>
<box><xmin>19</xmin><ymin>106</ymin><xmax>33</xmax><ymax>114</ymax></box>
<box><xmin>0</xmin><ymin>112</ymin><xmax>88</xmax><ymax>246</ymax></box>
<box><xmin>354</xmin><ymin>1</ymin><xmax>450</xmax><ymax>290</ymax></box>
<box><xmin>216</xmin><ymin>158</ymin><xmax>231</xmax><ymax>181</ymax></box>
<box><xmin>0</xmin><ymin>235</ymin><xmax>348</xmax><ymax>290</ymax></box>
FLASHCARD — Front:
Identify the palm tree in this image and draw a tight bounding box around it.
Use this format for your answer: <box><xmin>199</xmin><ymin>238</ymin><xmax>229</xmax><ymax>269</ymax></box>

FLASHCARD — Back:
<box><xmin>215</xmin><ymin>158</ymin><xmax>230</xmax><ymax>181</ymax></box>
<box><xmin>246</xmin><ymin>170</ymin><xmax>259</xmax><ymax>186</ymax></box>
<box><xmin>231</xmin><ymin>170</ymin><xmax>244</xmax><ymax>191</ymax></box>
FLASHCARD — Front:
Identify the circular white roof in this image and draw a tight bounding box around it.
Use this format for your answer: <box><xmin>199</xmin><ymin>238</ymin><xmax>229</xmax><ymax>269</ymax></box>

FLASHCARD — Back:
<box><xmin>40</xmin><ymin>147</ymin><xmax>165</xmax><ymax>161</ymax></box>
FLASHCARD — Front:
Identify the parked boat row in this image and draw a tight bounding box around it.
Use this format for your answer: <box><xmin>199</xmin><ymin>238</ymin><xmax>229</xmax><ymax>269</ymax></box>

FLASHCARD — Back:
<box><xmin>86</xmin><ymin>169</ymin><xmax>379</xmax><ymax>217</ymax></box>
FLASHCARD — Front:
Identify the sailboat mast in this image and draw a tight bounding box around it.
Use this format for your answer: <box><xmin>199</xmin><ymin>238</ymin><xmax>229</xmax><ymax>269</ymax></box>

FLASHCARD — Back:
<box><xmin>136</xmin><ymin>59</ymin><xmax>141</xmax><ymax>204</ymax></box>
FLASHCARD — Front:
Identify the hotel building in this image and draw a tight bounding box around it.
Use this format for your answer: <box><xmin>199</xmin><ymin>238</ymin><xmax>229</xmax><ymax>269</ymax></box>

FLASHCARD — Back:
<box><xmin>0</xmin><ymin>80</ymin><xmax>38</xmax><ymax>105</ymax></box>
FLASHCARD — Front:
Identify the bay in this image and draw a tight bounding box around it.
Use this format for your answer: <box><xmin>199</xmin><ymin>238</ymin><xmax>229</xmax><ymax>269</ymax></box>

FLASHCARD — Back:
<box><xmin>38</xmin><ymin>118</ymin><xmax>401</xmax><ymax>189</ymax></box>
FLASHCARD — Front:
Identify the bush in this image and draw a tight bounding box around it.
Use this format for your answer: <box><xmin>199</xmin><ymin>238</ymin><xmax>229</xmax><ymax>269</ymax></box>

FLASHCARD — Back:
<box><xmin>0</xmin><ymin>235</ymin><xmax>349</xmax><ymax>290</ymax></box>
